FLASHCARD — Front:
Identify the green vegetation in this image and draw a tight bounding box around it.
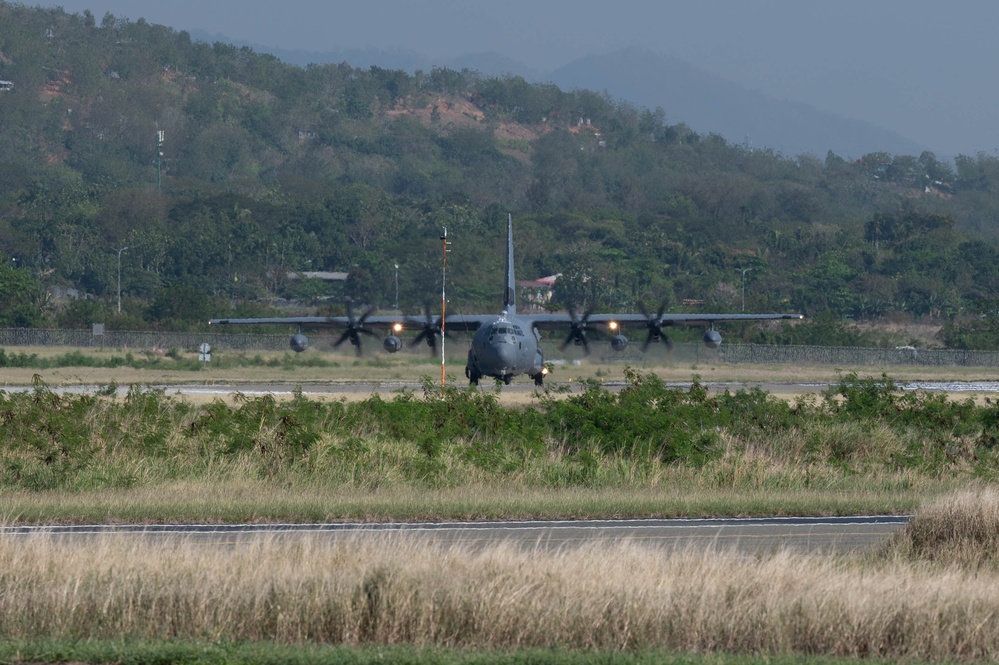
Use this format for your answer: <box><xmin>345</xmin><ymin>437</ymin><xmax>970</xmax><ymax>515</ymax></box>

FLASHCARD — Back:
<box><xmin>2</xmin><ymin>4</ymin><xmax>999</xmax><ymax>344</ymax></box>
<box><xmin>0</xmin><ymin>371</ymin><xmax>992</xmax><ymax>521</ymax></box>
<box><xmin>0</xmin><ymin>641</ymin><xmax>904</xmax><ymax>665</ymax></box>
<box><xmin>939</xmin><ymin>312</ymin><xmax>999</xmax><ymax>350</ymax></box>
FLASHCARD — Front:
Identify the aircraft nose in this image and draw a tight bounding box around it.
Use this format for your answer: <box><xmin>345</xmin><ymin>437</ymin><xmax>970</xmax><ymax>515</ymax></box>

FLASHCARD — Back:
<box><xmin>497</xmin><ymin>343</ymin><xmax>517</xmax><ymax>368</ymax></box>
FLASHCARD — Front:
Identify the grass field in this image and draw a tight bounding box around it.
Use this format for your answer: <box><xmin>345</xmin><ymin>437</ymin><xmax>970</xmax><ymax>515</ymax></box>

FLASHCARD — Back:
<box><xmin>0</xmin><ymin>641</ymin><xmax>911</xmax><ymax>665</ymax></box>
<box><xmin>0</xmin><ymin>358</ymin><xmax>993</xmax><ymax>523</ymax></box>
<box><xmin>3</xmin><ymin>347</ymin><xmax>999</xmax><ymax>662</ymax></box>
<box><xmin>2</xmin><ymin>490</ymin><xmax>999</xmax><ymax>662</ymax></box>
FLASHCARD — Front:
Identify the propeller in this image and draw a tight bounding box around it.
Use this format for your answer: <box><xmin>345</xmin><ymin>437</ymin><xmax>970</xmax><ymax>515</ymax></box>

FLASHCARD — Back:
<box><xmin>638</xmin><ymin>300</ymin><xmax>673</xmax><ymax>352</ymax></box>
<box><xmin>559</xmin><ymin>306</ymin><xmax>597</xmax><ymax>354</ymax></box>
<box><xmin>333</xmin><ymin>302</ymin><xmax>377</xmax><ymax>355</ymax></box>
<box><xmin>410</xmin><ymin>303</ymin><xmax>453</xmax><ymax>355</ymax></box>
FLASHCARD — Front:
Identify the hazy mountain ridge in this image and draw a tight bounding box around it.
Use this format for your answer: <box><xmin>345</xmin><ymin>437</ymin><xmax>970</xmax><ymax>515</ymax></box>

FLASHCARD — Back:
<box><xmin>547</xmin><ymin>48</ymin><xmax>926</xmax><ymax>159</ymax></box>
<box><xmin>200</xmin><ymin>31</ymin><xmax>926</xmax><ymax>159</ymax></box>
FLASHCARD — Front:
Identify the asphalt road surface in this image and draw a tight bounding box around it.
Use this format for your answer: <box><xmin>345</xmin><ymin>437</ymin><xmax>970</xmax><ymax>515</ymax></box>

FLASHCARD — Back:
<box><xmin>1</xmin><ymin>516</ymin><xmax>909</xmax><ymax>556</ymax></box>
<box><xmin>7</xmin><ymin>379</ymin><xmax>998</xmax><ymax>399</ymax></box>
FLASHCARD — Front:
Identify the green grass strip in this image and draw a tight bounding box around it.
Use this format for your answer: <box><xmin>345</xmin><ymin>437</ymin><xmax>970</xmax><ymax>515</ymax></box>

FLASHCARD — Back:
<box><xmin>0</xmin><ymin>639</ymin><xmax>900</xmax><ymax>665</ymax></box>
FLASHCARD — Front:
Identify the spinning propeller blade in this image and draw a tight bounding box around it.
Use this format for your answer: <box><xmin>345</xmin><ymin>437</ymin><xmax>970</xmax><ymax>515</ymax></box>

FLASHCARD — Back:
<box><xmin>559</xmin><ymin>306</ymin><xmax>596</xmax><ymax>355</ymax></box>
<box><xmin>333</xmin><ymin>302</ymin><xmax>377</xmax><ymax>355</ymax></box>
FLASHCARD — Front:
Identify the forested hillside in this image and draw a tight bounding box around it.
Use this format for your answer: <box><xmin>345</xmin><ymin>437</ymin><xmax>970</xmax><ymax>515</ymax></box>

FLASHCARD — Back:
<box><xmin>3</xmin><ymin>2</ymin><xmax>999</xmax><ymax>347</ymax></box>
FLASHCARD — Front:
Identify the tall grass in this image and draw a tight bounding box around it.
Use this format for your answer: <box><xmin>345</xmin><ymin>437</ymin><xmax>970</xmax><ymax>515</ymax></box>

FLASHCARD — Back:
<box><xmin>1</xmin><ymin>531</ymin><xmax>998</xmax><ymax>660</ymax></box>
<box><xmin>0</xmin><ymin>372</ymin><xmax>994</xmax><ymax>520</ymax></box>
<box><xmin>881</xmin><ymin>486</ymin><xmax>999</xmax><ymax>567</ymax></box>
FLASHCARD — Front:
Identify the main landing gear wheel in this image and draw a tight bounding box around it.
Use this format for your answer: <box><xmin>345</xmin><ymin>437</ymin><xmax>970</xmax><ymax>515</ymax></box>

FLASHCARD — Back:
<box><xmin>533</xmin><ymin>373</ymin><xmax>544</xmax><ymax>387</ymax></box>
<box><xmin>503</xmin><ymin>374</ymin><xmax>512</xmax><ymax>385</ymax></box>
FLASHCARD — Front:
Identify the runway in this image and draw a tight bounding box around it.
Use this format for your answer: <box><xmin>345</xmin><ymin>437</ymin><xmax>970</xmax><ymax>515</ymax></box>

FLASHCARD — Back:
<box><xmin>6</xmin><ymin>379</ymin><xmax>998</xmax><ymax>399</ymax></box>
<box><xmin>1</xmin><ymin>515</ymin><xmax>909</xmax><ymax>555</ymax></box>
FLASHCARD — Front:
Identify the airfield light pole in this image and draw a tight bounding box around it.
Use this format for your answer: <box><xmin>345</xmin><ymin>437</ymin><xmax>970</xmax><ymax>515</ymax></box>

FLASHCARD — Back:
<box><xmin>740</xmin><ymin>268</ymin><xmax>752</xmax><ymax>312</ymax></box>
<box><xmin>117</xmin><ymin>246</ymin><xmax>129</xmax><ymax>314</ymax></box>
<box><xmin>440</xmin><ymin>228</ymin><xmax>449</xmax><ymax>388</ymax></box>
<box><xmin>393</xmin><ymin>263</ymin><xmax>399</xmax><ymax>310</ymax></box>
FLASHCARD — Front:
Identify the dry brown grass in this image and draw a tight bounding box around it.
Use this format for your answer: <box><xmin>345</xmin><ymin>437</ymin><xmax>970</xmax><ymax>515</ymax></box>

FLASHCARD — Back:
<box><xmin>882</xmin><ymin>486</ymin><xmax>999</xmax><ymax>568</ymax></box>
<box><xmin>2</xmin><ymin>531</ymin><xmax>999</xmax><ymax>660</ymax></box>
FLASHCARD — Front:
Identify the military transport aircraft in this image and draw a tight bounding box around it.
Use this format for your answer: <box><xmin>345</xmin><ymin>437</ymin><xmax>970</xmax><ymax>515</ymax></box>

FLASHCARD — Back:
<box><xmin>209</xmin><ymin>216</ymin><xmax>803</xmax><ymax>386</ymax></box>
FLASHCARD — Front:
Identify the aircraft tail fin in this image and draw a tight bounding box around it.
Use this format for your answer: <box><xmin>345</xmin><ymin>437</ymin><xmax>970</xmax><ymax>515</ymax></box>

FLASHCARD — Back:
<box><xmin>504</xmin><ymin>214</ymin><xmax>516</xmax><ymax>314</ymax></box>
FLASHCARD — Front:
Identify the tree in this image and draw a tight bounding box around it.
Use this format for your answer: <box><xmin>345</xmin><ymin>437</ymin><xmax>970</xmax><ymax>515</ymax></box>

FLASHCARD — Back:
<box><xmin>550</xmin><ymin>268</ymin><xmax>602</xmax><ymax>312</ymax></box>
<box><xmin>918</xmin><ymin>151</ymin><xmax>955</xmax><ymax>183</ymax></box>
<box><xmin>145</xmin><ymin>284</ymin><xmax>214</xmax><ymax>329</ymax></box>
<box><xmin>0</xmin><ymin>262</ymin><xmax>44</xmax><ymax>327</ymax></box>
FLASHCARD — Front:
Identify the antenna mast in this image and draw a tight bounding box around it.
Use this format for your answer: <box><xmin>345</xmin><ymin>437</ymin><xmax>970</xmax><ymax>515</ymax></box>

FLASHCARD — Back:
<box><xmin>440</xmin><ymin>227</ymin><xmax>449</xmax><ymax>387</ymax></box>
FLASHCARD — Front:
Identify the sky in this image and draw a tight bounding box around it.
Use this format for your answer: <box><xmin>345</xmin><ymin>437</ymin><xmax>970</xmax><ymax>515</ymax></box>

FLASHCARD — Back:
<box><xmin>30</xmin><ymin>0</ymin><xmax>999</xmax><ymax>157</ymax></box>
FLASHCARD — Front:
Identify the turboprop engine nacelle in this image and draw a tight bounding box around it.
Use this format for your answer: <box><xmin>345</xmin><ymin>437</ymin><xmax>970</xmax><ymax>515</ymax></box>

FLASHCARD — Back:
<box><xmin>383</xmin><ymin>335</ymin><xmax>403</xmax><ymax>353</ymax></box>
<box><xmin>703</xmin><ymin>329</ymin><xmax>722</xmax><ymax>349</ymax></box>
<box><xmin>611</xmin><ymin>334</ymin><xmax>629</xmax><ymax>351</ymax></box>
<box><xmin>290</xmin><ymin>333</ymin><xmax>309</xmax><ymax>353</ymax></box>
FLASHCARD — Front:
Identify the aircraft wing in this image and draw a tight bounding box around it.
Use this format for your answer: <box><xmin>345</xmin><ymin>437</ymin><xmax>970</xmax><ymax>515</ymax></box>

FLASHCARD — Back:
<box><xmin>527</xmin><ymin>312</ymin><xmax>803</xmax><ymax>330</ymax></box>
<box><xmin>625</xmin><ymin>312</ymin><xmax>804</xmax><ymax>325</ymax></box>
<box><xmin>208</xmin><ymin>312</ymin><xmax>494</xmax><ymax>355</ymax></box>
<box><xmin>209</xmin><ymin>314</ymin><xmax>495</xmax><ymax>332</ymax></box>
<box><xmin>527</xmin><ymin>310</ymin><xmax>803</xmax><ymax>352</ymax></box>
<box><xmin>209</xmin><ymin>315</ymin><xmax>401</xmax><ymax>328</ymax></box>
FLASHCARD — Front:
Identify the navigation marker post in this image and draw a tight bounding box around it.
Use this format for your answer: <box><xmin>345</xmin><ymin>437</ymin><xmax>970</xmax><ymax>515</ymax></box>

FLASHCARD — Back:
<box><xmin>440</xmin><ymin>227</ymin><xmax>450</xmax><ymax>387</ymax></box>
<box><xmin>116</xmin><ymin>246</ymin><xmax>128</xmax><ymax>313</ymax></box>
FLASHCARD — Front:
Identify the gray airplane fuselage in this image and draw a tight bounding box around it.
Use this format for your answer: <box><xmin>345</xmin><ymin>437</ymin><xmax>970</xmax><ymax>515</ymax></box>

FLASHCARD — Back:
<box><xmin>465</xmin><ymin>312</ymin><xmax>545</xmax><ymax>385</ymax></box>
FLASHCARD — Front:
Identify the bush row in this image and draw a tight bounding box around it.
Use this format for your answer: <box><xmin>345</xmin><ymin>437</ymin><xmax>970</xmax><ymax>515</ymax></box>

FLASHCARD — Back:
<box><xmin>2</xmin><ymin>371</ymin><xmax>997</xmax><ymax>491</ymax></box>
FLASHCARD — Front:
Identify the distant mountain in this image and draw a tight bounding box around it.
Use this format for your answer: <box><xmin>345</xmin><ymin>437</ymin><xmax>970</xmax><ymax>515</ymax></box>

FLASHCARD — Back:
<box><xmin>546</xmin><ymin>48</ymin><xmax>926</xmax><ymax>159</ymax></box>
<box><xmin>204</xmin><ymin>31</ymin><xmax>926</xmax><ymax>160</ymax></box>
